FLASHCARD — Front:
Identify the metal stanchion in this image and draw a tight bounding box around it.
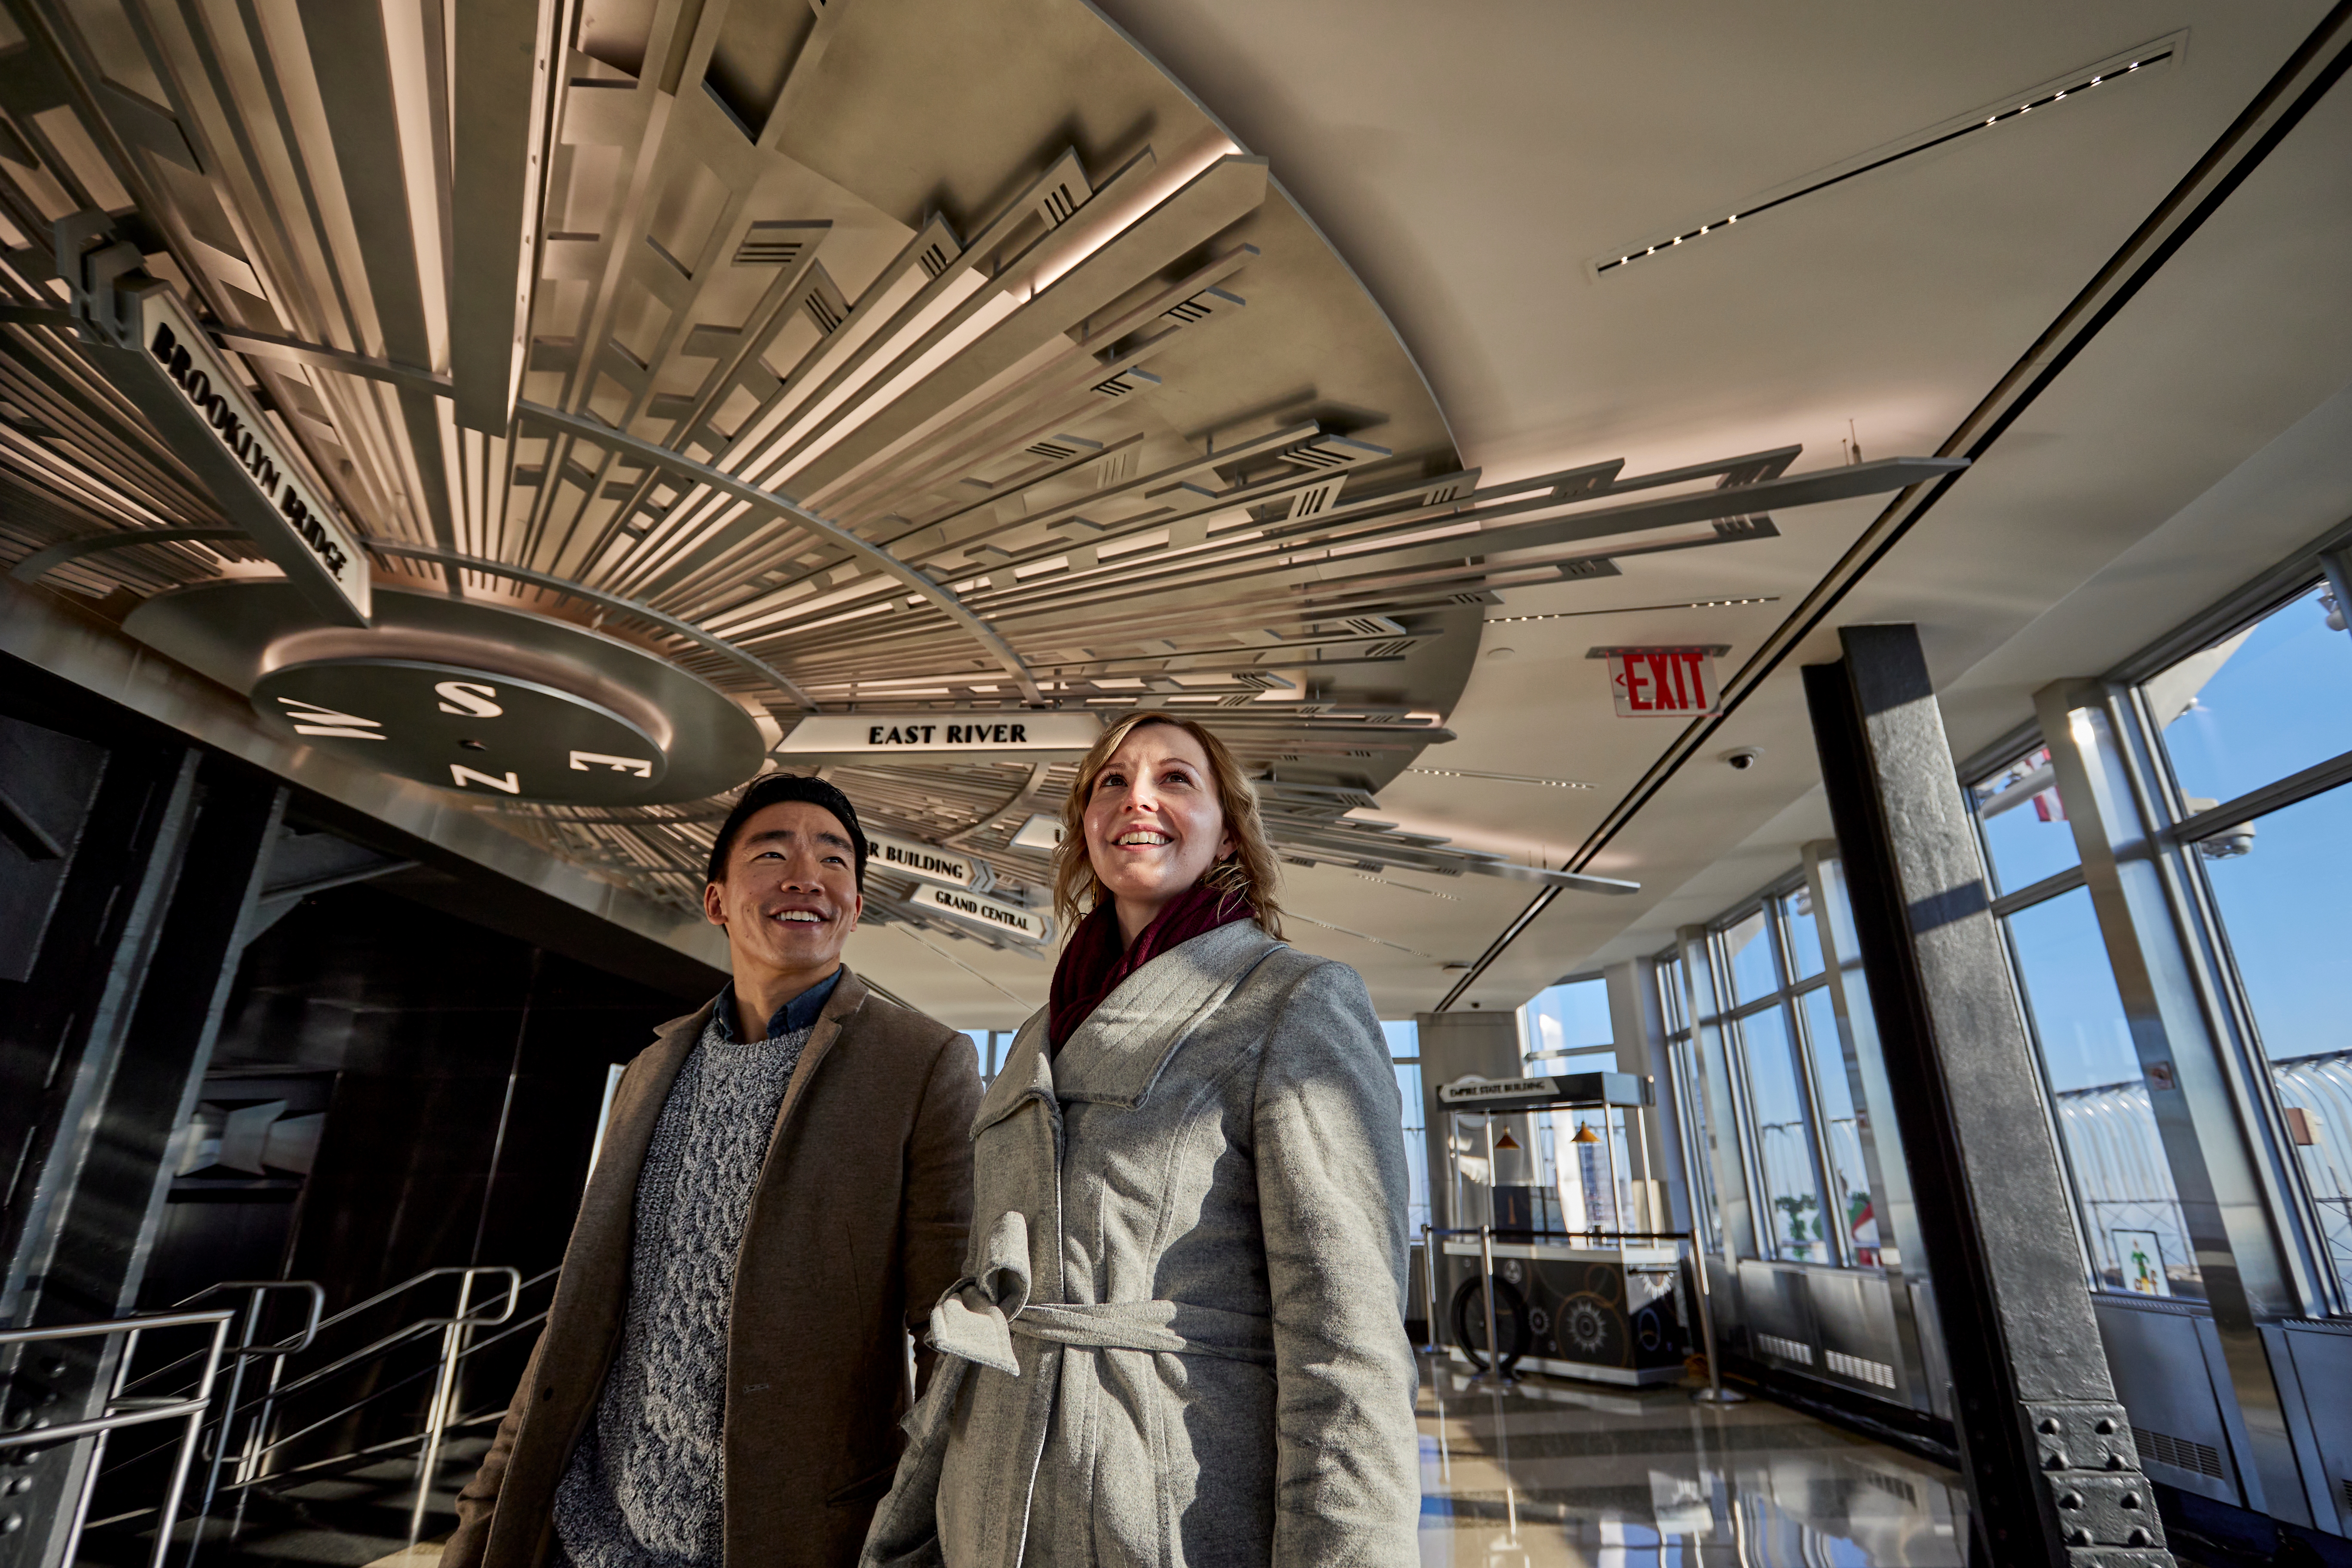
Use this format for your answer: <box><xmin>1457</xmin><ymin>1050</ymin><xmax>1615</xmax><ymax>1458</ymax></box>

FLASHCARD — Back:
<box><xmin>1466</xmin><ymin>1224</ymin><xmax>1516</xmax><ymax>1390</ymax></box>
<box><xmin>1418</xmin><ymin>1224</ymin><xmax>1442</xmax><ymax>1354</ymax></box>
<box><xmin>1687</xmin><ymin>1220</ymin><xmax>1744</xmax><ymax>1405</ymax></box>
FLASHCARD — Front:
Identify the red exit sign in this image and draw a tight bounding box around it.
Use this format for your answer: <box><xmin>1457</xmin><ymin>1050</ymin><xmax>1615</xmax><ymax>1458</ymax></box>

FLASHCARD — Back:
<box><xmin>1592</xmin><ymin>645</ymin><xmax>1728</xmax><ymax>717</ymax></box>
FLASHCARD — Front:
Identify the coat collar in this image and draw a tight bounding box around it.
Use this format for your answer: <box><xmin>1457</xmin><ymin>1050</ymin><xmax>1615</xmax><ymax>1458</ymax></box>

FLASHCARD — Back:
<box><xmin>1049</xmin><ymin>921</ymin><xmax>1280</xmax><ymax>1109</ymax></box>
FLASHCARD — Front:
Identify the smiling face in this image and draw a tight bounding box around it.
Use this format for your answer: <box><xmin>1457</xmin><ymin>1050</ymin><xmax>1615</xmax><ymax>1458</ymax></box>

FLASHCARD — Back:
<box><xmin>701</xmin><ymin>799</ymin><xmax>864</xmax><ymax>984</ymax></box>
<box><xmin>1081</xmin><ymin>722</ymin><xmax>1234</xmax><ymax>945</ymax></box>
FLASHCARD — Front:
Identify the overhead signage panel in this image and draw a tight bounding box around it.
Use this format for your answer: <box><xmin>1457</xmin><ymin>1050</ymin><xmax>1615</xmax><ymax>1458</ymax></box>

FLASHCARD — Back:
<box><xmin>1590</xmin><ymin>645</ymin><xmax>1727</xmax><ymax>718</ymax></box>
<box><xmin>864</xmin><ymin>829</ymin><xmax>989</xmax><ymax>891</ymax></box>
<box><xmin>1438</xmin><ymin>1072</ymin><xmax>1651</xmax><ymax>1109</ymax></box>
<box><xmin>775</xmin><ymin>711</ymin><xmax>1101</xmax><ymax>760</ymax></box>
<box><xmin>913</xmin><ymin>883</ymin><xmax>1054</xmax><ymax>945</ymax></box>
<box><xmin>114</xmin><ymin>282</ymin><xmax>372</xmax><ymax>625</ymax></box>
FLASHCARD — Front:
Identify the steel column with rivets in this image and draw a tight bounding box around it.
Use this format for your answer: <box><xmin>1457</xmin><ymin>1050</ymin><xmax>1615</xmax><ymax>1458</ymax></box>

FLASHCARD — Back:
<box><xmin>1805</xmin><ymin>625</ymin><xmax>2173</xmax><ymax>1568</ymax></box>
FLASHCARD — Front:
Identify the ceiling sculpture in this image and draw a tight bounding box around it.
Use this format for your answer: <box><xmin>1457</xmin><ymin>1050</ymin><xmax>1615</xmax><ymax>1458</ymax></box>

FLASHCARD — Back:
<box><xmin>0</xmin><ymin>0</ymin><xmax>1949</xmax><ymax>959</ymax></box>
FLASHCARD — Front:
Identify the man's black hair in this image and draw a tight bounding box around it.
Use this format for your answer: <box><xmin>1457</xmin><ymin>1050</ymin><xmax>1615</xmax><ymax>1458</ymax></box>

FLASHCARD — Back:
<box><xmin>706</xmin><ymin>773</ymin><xmax>868</xmax><ymax>888</ymax></box>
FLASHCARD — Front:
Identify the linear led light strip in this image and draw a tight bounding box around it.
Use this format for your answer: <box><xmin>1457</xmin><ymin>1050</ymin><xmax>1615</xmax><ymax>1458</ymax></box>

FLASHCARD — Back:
<box><xmin>1596</xmin><ymin>40</ymin><xmax>2179</xmax><ymax>277</ymax></box>
<box><xmin>1487</xmin><ymin>595</ymin><xmax>1780</xmax><ymax>623</ymax></box>
<box><xmin>1406</xmin><ymin>769</ymin><xmax>1595</xmax><ymax>790</ymax></box>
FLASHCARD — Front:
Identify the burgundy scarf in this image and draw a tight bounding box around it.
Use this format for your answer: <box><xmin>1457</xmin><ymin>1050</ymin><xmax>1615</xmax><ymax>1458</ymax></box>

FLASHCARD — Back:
<box><xmin>1047</xmin><ymin>882</ymin><xmax>1257</xmax><ymax>1050</ymax></box>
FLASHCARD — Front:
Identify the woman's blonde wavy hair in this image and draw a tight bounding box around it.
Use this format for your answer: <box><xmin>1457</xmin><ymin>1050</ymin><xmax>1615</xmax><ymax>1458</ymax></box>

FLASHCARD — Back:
<box><xmin>1052</xmin><ymin>712</ymin><xmax>1283</xmax><ymax>940</ymax></box>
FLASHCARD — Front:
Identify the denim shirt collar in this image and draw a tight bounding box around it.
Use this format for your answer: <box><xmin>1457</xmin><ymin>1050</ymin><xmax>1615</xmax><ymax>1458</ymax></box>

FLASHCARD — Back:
<box><xmin>710</xmin><ymin>966</ymin><xmax>843</xmax><ymax>1043</ymax></box>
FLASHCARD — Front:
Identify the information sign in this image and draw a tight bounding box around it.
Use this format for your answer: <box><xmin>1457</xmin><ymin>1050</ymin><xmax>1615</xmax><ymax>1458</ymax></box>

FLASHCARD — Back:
<box><xmin>913</xmin><ymin>883</ymin><xmax>1054</xmax><ymax>944</ymax></box>
<box><xmin>118</xmin><ymin>282</ymin><xmax>372</xmax><ymax>624</ymax></box>
<box><xmin>864</xmin><ymin>830</ymin><xmax>990</xmax><ymax>891</ymax></box>
<box><xmin>775</xmin><ymin>711</ymin><xmax>1101</xmax><ymax>760</ymax></box>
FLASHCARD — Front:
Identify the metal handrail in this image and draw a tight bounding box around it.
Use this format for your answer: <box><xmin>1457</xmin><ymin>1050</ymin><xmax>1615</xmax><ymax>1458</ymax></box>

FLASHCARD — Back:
<box><xmin>168</xmin><ymin>1283</ymin><xmax>325</xmax><ymax>1568</ymax></box>
<box><xmin>0</xmin><ymin>1308</ymin><xmax>236</xmax><ymax>1568</ymax></box>
<box><xmin>74</xmin><ymin>1265</ymin><xmax>548</xmax><ymax>1568</ymax></box>
<box><xmin>227</xmin><ymin>1299</ymin><xmax>548</xmax><ymax>1473</ymax></box>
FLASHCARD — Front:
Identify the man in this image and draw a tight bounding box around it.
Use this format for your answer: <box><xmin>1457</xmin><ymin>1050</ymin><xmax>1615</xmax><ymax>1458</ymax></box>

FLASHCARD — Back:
<box><xmin>447</xmin><ymin>775</ymin><xmax>982</xmax><ymax>1568</ymax></box>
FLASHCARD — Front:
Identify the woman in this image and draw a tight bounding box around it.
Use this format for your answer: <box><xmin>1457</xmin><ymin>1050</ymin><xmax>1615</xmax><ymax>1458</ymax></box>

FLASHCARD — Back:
<box><xmin>862</xmin><ymin>713</ymin><xmax>1420</xmax><ymax>1568</ymax></box>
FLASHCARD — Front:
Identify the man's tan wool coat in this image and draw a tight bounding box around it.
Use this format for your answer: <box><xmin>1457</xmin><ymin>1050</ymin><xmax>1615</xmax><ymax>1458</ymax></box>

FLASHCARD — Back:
<box><xmin>443</xmin><ymin>967</ymin><xmax>983</xmax><ymax>1568</ymax></box>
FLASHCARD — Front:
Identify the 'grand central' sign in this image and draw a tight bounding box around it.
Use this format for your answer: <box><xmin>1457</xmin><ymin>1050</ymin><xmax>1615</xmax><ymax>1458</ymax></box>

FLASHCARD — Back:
<box><xmin>914</xmin><ymin>883</ymin><xmax>1054</xmax><ymax>944</ymax></box>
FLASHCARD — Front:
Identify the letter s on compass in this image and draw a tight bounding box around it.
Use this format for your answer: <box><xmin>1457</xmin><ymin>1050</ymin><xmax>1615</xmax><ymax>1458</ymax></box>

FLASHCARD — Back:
<box><xmin>435</xmin><ymin>681</ymin><xmax>504</xmax><ymax>718</ymax></box>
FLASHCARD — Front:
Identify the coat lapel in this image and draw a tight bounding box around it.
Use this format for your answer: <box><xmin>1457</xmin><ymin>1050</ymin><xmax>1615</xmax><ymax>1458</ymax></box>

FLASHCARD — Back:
<box><xmin>577</xmin><ymin>1003</ymin><xmax>706</xmax><ymax>1239</ymax></box>
<box><xmin>1051</xmin><ymin>922</ymin><xmax>1280</xmax><ymax>1108</ymax></box>
<box><xmin>971</xmin><ymin>1011</ymin><xmax>1054</xmax><ymax>1137</ymax></box>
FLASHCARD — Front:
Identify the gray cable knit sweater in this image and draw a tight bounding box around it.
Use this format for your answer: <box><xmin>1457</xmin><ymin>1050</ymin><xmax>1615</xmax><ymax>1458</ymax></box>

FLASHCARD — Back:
<box><xmin>550</xmin><ymin>1007</ymin><xmax>812</xmax><ymax>1568</ymax></box>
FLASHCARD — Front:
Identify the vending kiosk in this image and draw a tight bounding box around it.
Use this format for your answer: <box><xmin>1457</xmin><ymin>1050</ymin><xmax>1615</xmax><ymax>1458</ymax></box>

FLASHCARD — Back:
<box><xmin>1435</xmin><ymin>1072</ymin><xmax>1687</xmax><ymax>1386</ymax></box>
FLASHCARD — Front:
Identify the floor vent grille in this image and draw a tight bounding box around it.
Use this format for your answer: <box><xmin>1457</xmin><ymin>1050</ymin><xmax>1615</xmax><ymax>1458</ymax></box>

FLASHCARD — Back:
<box><xmin>1825</xmin><ymin>1349</ymin><xmax>1897</xmax><ymax>1388</ymax></box>
<box><xmin>1757</xmin><ymin>1333</ymin><xmax>1813</xmax><ymax>1366</ymax></box>
<box><xmin>2134</xmin><ymin>1425</ymin><xmax>2225</xmax><ymax>1479</ymax></box>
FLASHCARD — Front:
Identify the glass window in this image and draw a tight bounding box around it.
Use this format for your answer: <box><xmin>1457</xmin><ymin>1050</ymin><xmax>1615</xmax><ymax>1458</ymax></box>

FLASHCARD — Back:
<box><xmin>1971</xmin><ymin>745</ymin><xmax>2080</xmax><ymax>894</ymax></box>
<box><xmin>1522</xmin><ymin>975</ymin><xmax>1611</xmax><ymax>1060</ymax></box>
<box><xmin>1781</xmin><ymin>885</ymin><xmax>1824</xmax><ymax>982</ymax></box>
<box><xmin>1735</xmin><ymin>1004</ymin><xmax>1830</xmax><ymax>1263</ymax></box>
<box><xmin>1669</xmin><ymin>1035</ymin><xmax>1720</xmax><ymax>1251</ymax></box>
<box><xmin>1798</xmin><ymin>987</ymin><xmax>1875</xmax><ymax>1265</ymax></box>
<box><xmin>2195</xmin><ymin>782</ymin><xmax>2352</xmax><ymax>1300</ymax></box>
<box><xmin>1657</xmin><ymin>952</ymin><xmax>1688</xmax><ymax>1034</ymax></box>
<box><xmin>1393</xmin><ymin>1058</ymin><xmax>1429</xmax><ymax>1239</ymax></box>
<box><xmin>1723</xmin><ymin>907</ymin><xmax>1779</xmax><ymax>1005</ymax></box>
<box><xmin>2148</xmin><ymin>583</ymin><xmax>2352</xmax><ymax>809</ymax></box>
<box><xmin>2006</xmin><ymin>887</ymin><xmax>2198</xmax><ymax>1298</ymax></box>
<box><xmin>1381</xmin><ymin>1020</ymin><xmax>1428</xmax><ymax>1240</ymax></box>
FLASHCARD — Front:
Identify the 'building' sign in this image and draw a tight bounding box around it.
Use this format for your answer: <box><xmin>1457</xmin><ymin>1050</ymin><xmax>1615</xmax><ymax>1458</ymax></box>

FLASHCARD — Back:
<box><xmin>864</xmin><ymin>830</ymin><xmax>989</xmax><ymax>891</ymax></box>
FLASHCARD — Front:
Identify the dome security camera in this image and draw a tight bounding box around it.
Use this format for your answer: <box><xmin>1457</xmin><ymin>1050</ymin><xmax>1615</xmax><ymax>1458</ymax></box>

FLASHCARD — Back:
<box><xmin>1722</xmin><ymin>747</ymin><xmax>1764</xmax><ymax>772</ymax></box>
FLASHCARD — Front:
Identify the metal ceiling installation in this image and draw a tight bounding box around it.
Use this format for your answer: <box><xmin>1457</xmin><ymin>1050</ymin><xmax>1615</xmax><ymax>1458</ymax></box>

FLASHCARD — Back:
<box><xmin>0</xmin><ymin>0</ymin><xmax>1948</xmax><ymax>943</ymax></box>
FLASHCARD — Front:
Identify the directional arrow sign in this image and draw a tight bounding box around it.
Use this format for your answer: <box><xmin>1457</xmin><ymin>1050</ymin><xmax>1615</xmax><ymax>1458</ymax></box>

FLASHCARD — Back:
<box><xmin>913</xmin><ymin>883</ymin><xmax>1054</xmax><ymax>944</ymax></box>
<box><xmin>101</xmin><ymin>281</ymin><xmax>371</xmax><ymax>625</ymax></box>
<box><xmin>864</xmin><ymin>830</ymin><xmax>990</xmax><ymax>891</ymax></box>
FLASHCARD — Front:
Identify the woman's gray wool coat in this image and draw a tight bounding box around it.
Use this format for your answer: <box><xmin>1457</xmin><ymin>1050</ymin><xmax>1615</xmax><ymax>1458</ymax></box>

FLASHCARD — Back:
<box><xmin>860</xmin><ymin>920</ymin><xmax>1422</xmax><ymax>1568</ymax></box>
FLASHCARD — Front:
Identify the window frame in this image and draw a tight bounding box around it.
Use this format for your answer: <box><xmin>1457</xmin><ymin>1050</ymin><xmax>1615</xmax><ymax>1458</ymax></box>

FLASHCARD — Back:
<box><xmin>1963</xmin><ymin>736</ymin><xmax>2160</xmax><ymax>1299</ymax></box>
<box><xmin>1953</xmin><ymin>531</ymin><xmax>2352</xmax><ymax>1316</ymax></box>
<box><xmin>1703</xmin><ymin>874</ymin><xmax>1865</xmax><ymax>1269</ymax></box>
<box><xmin>2117</xmin><ymin>564</ymin><xmax>2352</xmax><ymax>1314</ymax></box>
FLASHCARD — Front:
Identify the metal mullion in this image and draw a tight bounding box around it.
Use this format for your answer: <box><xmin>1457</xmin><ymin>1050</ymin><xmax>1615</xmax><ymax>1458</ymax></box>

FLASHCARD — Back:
<box><xmin>2164</xmin><ymin>745</ymin><xmax>2352</xmax><ymax>848</ymax></box>
<box><xmin>1989</xmin><ymin>864</ymin><xmax>2087</xmax><ymax>920</ymax></box>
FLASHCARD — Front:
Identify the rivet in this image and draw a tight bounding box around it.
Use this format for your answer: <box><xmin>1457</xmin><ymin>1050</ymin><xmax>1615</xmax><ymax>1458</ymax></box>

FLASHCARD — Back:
<box><xmin>2094</xmin><ymin>1417</ymin><xmax>2117</xmax><ymax>1434</ymax></box>
<box><xmin>2067</xmin><ymin>1527</ymin><xmax>2092</xmax><ymax>1546</ymax></box>
<box><xmin>2037</xmin><ymin>1417</ymin><xmax>2061</xmax><ymax>1434</ymax></box>
<box><xmin>2128</xmin><ymin>1528</ymin><xmax>2152</xmax><ymax>1547</ymax></box>
<box><xmin>0</xmin><ymin>1515</ymin><xmax>19</xmax><ymax>1535</ymax></box>
<box><xmin>2059</xmin><ymin>1492</ymin><xmax>2084</xmax><ymax>1510</ymax></box>
<box><xmin>2043</xmin><ymin>1452</ymin><xmax>2068</xmax><ymax>1470</ymax></box>
<box><xmin>2121</xmin><ymin>1493</ymin><xmax>2141</xmax><ymax>1509</ymax></box>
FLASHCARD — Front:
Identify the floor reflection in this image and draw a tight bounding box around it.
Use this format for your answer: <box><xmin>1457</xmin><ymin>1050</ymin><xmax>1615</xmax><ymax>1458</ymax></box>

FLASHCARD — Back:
<box><xmin>1417</xmin><ymin>1356</ymin><xmax>1969</xmax><ymax>1566</ymax></box>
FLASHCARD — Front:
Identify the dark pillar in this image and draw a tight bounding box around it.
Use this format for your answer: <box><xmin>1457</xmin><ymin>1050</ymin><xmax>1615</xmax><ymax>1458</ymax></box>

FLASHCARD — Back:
<box><xmin>1804</xmin><ymin>625</ymin><xmax>2174</xmax><ymax>1568</ymax></box>
<box><xmin>0</xmin><ymin>715</ymin><xmax>285</xmax><ymax>1568</ymax></box>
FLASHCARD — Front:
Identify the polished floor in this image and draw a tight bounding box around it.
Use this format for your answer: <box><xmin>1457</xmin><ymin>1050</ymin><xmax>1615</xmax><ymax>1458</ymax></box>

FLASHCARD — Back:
<box><xmin>1417</xmin><ymin>1357</ymin><xmax>1970</xmax><ymax>1566</ymax></box>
